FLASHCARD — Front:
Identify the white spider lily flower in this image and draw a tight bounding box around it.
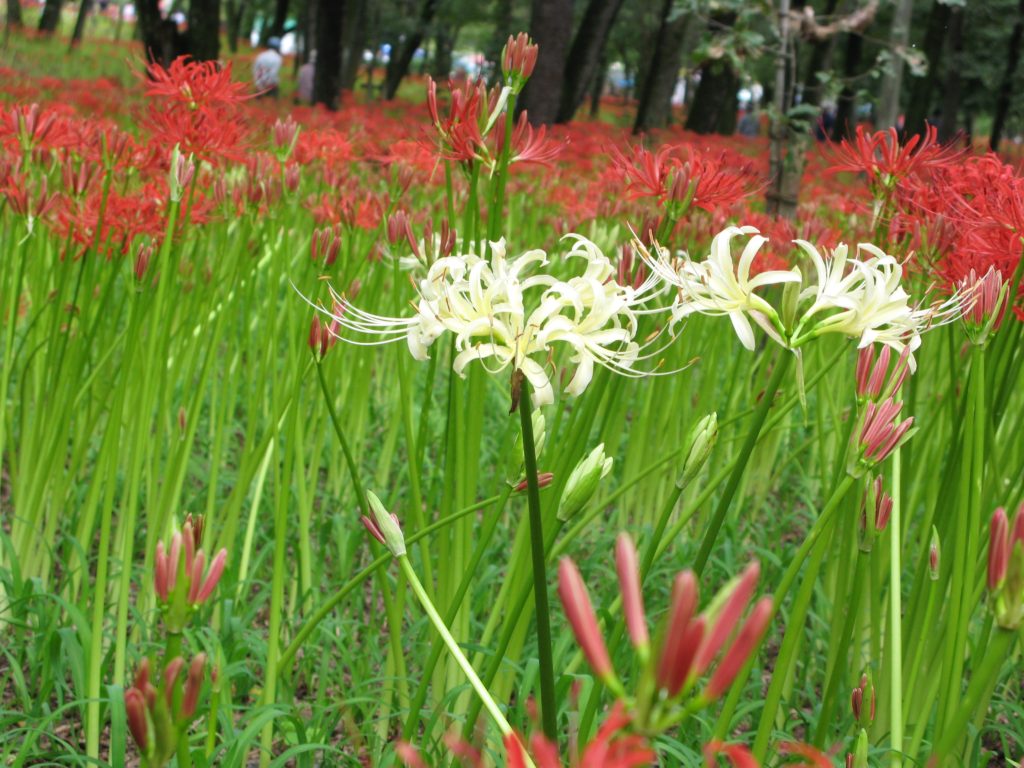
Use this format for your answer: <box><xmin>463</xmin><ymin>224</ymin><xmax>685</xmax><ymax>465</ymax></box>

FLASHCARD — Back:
<box><xmin>638</xmin><ymin>225</ymin><xmax>800</xmax><ymax>351</ymax></box>
<box><xmin>315</xmin><ymin>236</ymin><xmax>667</xmax><ymax>407</ymax></box>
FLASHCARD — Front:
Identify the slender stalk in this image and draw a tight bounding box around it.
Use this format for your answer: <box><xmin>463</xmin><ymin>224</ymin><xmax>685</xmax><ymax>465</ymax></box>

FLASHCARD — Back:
<box><xmin>693</xmin><ymin>352</ymin><xmax>791</xmax><ymax>575</ymax></box>
<box><xmin>888</xmin><ymin>447</ymin><xmax>904</xmax><ymax>768</ymax></box>
<box><xmin>517</xmin><ymin>375</ymin><xmax>558</xmax><ymax>741</ymax></box>
<box><xmin>398</xmin><ymin>555</ymin><xmax>536</xmax><ymax>768</ymax></box>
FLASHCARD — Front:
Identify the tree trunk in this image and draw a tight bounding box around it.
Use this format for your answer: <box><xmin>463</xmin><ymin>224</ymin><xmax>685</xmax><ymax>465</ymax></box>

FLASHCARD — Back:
<box><xmin>339</xmin><ymin>0</ymin><xmax>364</xmax><ymax>91</ymax></box>
<box><xmin>517</xmin><ymin>0</ymin><xmax>573</xmax><ymax>125</ymax></box>
<box><xmin>834</xmin><ymin>30</ymin><xmax>864</xmax><ymax>139</ymax></box>
<box><xmin>767</xmin><ymin>0</ymin><xmax>799</xmax><ymax>219</ymax></box>
<box><xmin>383</xmin><ymin>0</ymin><xmax>437</xmax><ymax>100</ymax></box>
<box><xmin>269</xmin><ymin>0</ymin><xmax>288</xmax><ymax>38</ymax></box>
<box><xmin>799</xmin><ymin>0</ymin><xmax>840</xmax><ymax>108</ymax></box>
<box><xmin>430</xmin><ymin>24</ymin><xmax>454</xmax><ymax>79</ymax></box>
<box><xmin>313</xmin><ymin>0</ymin><xmax>345</xmax><ymax>109</ymax></box>
<box><xmin>68</xmin><ymin>0</ymin><xmax>91</xmax><ymax>47</ymax></box>
<box><xmin>875</xmin><ymin>0</ymin><xmax>913</xmax><ymax>129</ymax></box>
<box><xmin>485</xmin><ymin>0</ymin><xmax>514</xmax><ymax>85</ymax></box>
<box><xmin>938</xmin><ymin>7</ymin><xmax>963</xmax><ymax>143</ymax></box>
<box><xmin>903</xmin><ymin>0</ymin><xmax>952</xmax><ymax>138</ymax></box>
<box><xmin>188</xmin><ymin>0</ymin><xmax>221</xmax><ymax>61</ymax></box>
<box><xmin>7</xmin><ymin>0</ymin><xmax>23</xmax><ymax>29</ymax></box>
<box><xmin>226</xmin><ymin>0</ymin><xmax>244</xmax><ymax>53</ymax></box>
<box><xmin>588</xmin><ymin>54</ymin><xmax>606</xmax><ymax>117</ymax></box>
<box><xmin>136</xmin><ymin>0</ymin><xmax>181</xmax><ymax>66</ymax></box>
<box><xmin>37</xmin><ymin>0</ymin><xmax>63</xmax><ymax>33</ymax></box>
<box><xmin>685</xmin><ymin>57</ymin><xmax>739</xmax><ymax>135</ymax></box>
<box><xmin>990</xmin><ymin>0</ymin><xmax>1024</xmax><ymax>152</ymax></box>
<box><xmin>555</xmin><ymin>0</ymin><xmax>625</xmax><ymax>123</ymax></box>
<box><xmin>633</xmin><ymin>0</ymin><xmax>689</xmax><ymax>133</ymax></box>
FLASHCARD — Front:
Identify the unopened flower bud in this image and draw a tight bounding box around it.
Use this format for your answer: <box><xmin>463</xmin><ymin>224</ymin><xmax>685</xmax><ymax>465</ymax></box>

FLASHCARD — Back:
<box><xmin>557</xmin><ymin>444</ymin><xmax>613</xmax><ymax>522</ymax></box>
<box><xmin>558</xmin><ymin>557</ymin><xmax>614</xmax><ymax>681</ymax></box>
<box><xmin>615</xmin><ymin>533</ymin><xmax>648</xmax><ymax>652</ymax></box>
<box><xmin>168</xmin><ymin>144</ymin><xmax>195</xmax><ymax>202</ymax></box>
<box><xmin>850</xmin><ymin>728</ymin><xmax>869</xmax><ymax>768</ymax></box>
<box><xmin>134</xmin><ymin>244</ymin><xmax>153</xmax><ymax>282</ymax></box>
<box><xmin>851</xmin><ymin>673</ymin><xmax>875</xmax><ymax>727</ymax></box>
<box><xmin>781</xmin><ymin>269</ymin><xmax>801</xmax><ymax>329</ymax></box>
<box><xmin>929</xmin><ymin>526</ymin><xmax>940</xmax><ymax>580</ymax></box>
<box><xmin>502</xmin><ymin>33</ymin><xmax>538</xmax><ymax>91</ymax></box>
<box><xmin>959</xmin><ymin>266</ymin><xmax>1007</xmax><ymax>347</ymax></box>
<box><xmin>513</xmin><ymin>471</ymin><xmax>554</xmax><ymax>493</ymax></box>
<box><xmin>363</xmin><ymin>491</ymin><xmax>406</xmax><ymax>557</ymax></box>
<box><xmin>677</xmin><ymin>413</ymin><xmax>717</xmax><ymax>490</ymax></box>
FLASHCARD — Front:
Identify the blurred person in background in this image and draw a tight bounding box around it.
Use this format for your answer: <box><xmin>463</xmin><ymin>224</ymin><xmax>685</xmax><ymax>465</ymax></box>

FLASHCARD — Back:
<box><xmin>254</xmin><ymin>37</ymin><xmax>283</xmax><ymax>98</ymax></box>
<box><xmin>297</xmin><ymin>50</ymin><xmax>316</xmax><ymax>105</ymax></box>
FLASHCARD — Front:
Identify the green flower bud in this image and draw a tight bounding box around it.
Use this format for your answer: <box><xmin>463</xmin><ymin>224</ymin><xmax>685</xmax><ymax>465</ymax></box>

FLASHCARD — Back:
<box><xmin>677</xmin><ymin>413</ymin><xmax>718</xmax><ymax>490</ymax></box>
<box><xmin>781</xmin><ymin>266</ymin><xmax>801</xmax><ymax>331</ymax></box>
<box><xmin>365</xmin><ymin>491</ymin><xmax>406</xmax><ymax>557</ymax></box>
<box><xmin>557</xmin><ymin>444</ymin><xmax>613</xmax><ymax>523</ymax></box>
<box><xmin>852</xmin><ymin>728</ymin><xmax>869</xmax><ymax>768</ymax></box>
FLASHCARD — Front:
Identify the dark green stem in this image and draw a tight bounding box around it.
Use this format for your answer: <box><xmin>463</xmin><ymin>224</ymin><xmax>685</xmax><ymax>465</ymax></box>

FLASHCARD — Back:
<box><xmin>517</xmin><ymin>376</ymin><xmax>558</xmax><ymax>741</ymax></box>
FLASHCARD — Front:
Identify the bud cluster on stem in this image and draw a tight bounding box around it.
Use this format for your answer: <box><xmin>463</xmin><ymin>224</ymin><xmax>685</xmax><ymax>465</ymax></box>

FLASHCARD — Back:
<box><xmin>557</xmin><ymin>534</ymin><xmax>773</xmax><ymax>734</ymax></box>
<box><xmin>987</xmin><ymin>504</ymin><xmax>1024</xmax><ymax>629</ymax></box>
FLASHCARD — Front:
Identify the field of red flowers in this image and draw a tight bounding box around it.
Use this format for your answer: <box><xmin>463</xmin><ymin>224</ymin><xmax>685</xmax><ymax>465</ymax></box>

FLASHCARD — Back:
<box><xmin>1</xmin><ymin>30</ymin><xmax>1022</xmax><ymax>768</ymax></box>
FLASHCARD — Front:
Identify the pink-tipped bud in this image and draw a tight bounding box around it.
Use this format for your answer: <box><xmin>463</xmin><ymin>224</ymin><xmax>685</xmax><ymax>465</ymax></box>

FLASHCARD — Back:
<box><xmin>615</xmin><ymin>533</ymin><xmax>648</xmax><ymax>650</ymax></box>
<box><xmin>513</xmin><ymin>472</ymin><xmax>554</xmax><ymax>493</ymax></box>
<box><xmin>272</xmin><ymin>116</ymin><xmax>299</xmax><ymax>152</ymax></box>
<box><xmin>929</xmin><ymin>527</ymin><xmax>940</xmax><ymax>580</ymax></box>
<box><xmin>989</xmin><ymin>507</ymin><xmax>1010</xmax><ymax>591</ymax></box>
<box><xmin>284</xmin><ymin>163</ymin><xmax>301</xmax><ymax>192</ymax></box>
<box><xmin>134</xmin><ymin>244</ymin><xmax>152</xmax><ymax>282</ymax></box>
<box><xmin>705</xmin><ymin>596</ymin><xmax>772</xmax><ymax>699</ymax></box>
<box><xmin>181</xmin><ymin>653</ymin><xmax>206</xmax><ymax>719</ymax></box>
<box><xmin>851</xmin><ymin>673</ymin><xmax>875</xmax><ymax>726</ymax></box>
<box><xmin>959</xmin><ymin>267</ymin><xmax>1007</xmax><ymax>334</ymax></box>
<box><xmin>182</xmin><ymin>519</ymin><xmax>196</xmax><ymax>575</ymax></box>
<box><xmin>558</xmin><ymin>558</ymin><xmax>614</xmax><ymax>680</ymax></box>
<box><xmin>194</xmin><ymin>548</ymin><xmax>227</xmax><ymax>604</ymax></box>
<box><xmin>187</xmin><ymin>550</ymin><xmax>206</xmax><ymax>604</ymax></box>
<box><xmin>162</xmin><ymin>657</ymin><xmax>185</xmax><ymax>709</ymax></box>
<box><xmin>154</xmin><ymin>541</ymin><xmax>170</xmax><ymax>601</ymax></box>
<box><xmin>694</xmin><ymin>561</ymin><xmax>760</xmax><ymax>676</ymax></box>
<box><xmin>1012</xmin><ymin>503</ymin><xmax>1024</xmax><ymax>549</ymax></box>
<box><xmin>502</xmin><ymin>33</ymin><xmax>538</xmax><ymax>83</ymax></box>
<box><xmin>858</xmin><ymin>398</ymin><xmax>914</xmax><ymax>464</ymax></box>
<box><xmin>864</xmin><ymin>345</ymin><xmax>891</xmax><ymax>399</ymax></box>
<box><xmin>655</xmin><ymin>570</ymin><xmax>702</xmax><ymax>696</ymax></box>
<box><xmin>124</xmin><ymin>687</ymin><xmax>149</xmax><ymax>750</ymax></box>
<box><xmin>167</xmin><ymin>532</ymin><xmax>183</xmax><ymax>594</ymax></box>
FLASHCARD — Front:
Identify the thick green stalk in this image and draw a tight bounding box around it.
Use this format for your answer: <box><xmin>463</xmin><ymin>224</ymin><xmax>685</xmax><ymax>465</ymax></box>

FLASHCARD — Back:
<box><xmin>693</xmin><ymin>352</ymin><xmax>791</xmax><ymax>575</ymax></box>
<box><xmin>517</xmin><ymin>377</ymin><xmax>558</xmax><ymax>741</ymax></box>
<box><xmin>888</xmin><ymin>447</ymin><xmax>904</xmax><ymax>768</ymax></box>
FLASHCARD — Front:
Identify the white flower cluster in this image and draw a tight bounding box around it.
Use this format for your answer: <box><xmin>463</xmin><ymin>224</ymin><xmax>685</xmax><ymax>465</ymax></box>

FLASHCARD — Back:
<box><xmin>315</xmin><ymin>225</ymin><xmax>964</xmax><ymax>403</ymax></box>
<box><xmin>639</xmin><ymin>225</ymin><xmax>961</xmax><ymax>365</ymax></box>
<box><xmin>324</xmin><ymin>236</ymin><xmax>665</xmax><ymax>406</ymax></box>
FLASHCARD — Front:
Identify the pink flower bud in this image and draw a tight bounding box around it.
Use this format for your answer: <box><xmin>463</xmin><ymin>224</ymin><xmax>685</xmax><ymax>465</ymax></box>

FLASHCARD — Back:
<box><xmin>705</xmin><ymin>596</ymin><xmax>772</xmax><ymax>699</ymax></box>
<box><xmin>694</xmin><ymin>561</ymin><xmax>760</xmax><ymax>676</ymax></box>
<box><xmin>990</xmin><ymin>507</ymin><xmax>1010</xmax><ymax>590</ymax></box>
<box><xmin>558</xmin><ymin>557</ymin><xmax>614</xmax><ymax>680</ymax></box>
<box><xmin>513</xmin><ymin>472</ymin><xmax>554</xmax><ymax>493</ymax></box>
<box><xmin>162</xmin><ymin>657</ymin><xmax>185</xmax><ymax>709</ymax></box>
<box><xmin>615</xmin><ymin>533</ymin><xmax>648</xmax><ymax>650</ymax></box>
<box><xmin>181</xmin><ymin>653</ymin><xmax>206</xmax><ymax>719</ymax></box>
<box><xmin>124</xmin><ymin>687</ymin><xmax>149</xmax><ymax>751</ymax></box>
<box><xmin>194</xmin><ymin>548</ymin><xmax>227</xmax><ymax>604</ymax></box>
<box><xmin>655</xmin><ymin>570</ymin><xmax>702</xmax><ymax>695</ymax></box>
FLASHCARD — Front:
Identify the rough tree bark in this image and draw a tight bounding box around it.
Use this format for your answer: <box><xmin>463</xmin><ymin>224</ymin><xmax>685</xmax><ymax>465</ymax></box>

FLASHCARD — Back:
<box><xmin>136</xmin><ymin>0</ymin><xmax>186</xmax><ymax>66</ymax></box>
<box><xmin>7</xmin><ymin>0</ymin><xmax>23</xmax><ymax>29</ymax></box>
<box><xmin>589</xmin><ymin>54</ymin><xmax>606</xmax><ymax>117</ymax></box>
<box><xmin>903</xmin><ymin>0</ymin><xmax>952</xmax><ymax>138</ymax></box>
<box><xmin>938</xmin><ymin>7</ymin><xmax>963</xmax><ymax>143</ymax></box>
<box><xmin>313</xmin><ymin>0</ymin><xmax>345</xmax><ymax>109</ymax></box>
<box><xmin>37</xmin><ymin>0</ymin><xmax>63</xmax><ymax>33</ymax></box>
<box><xmin>383</xmin><ymin>0</ymin><xmax>438</xmax><ymax>100</ymax></box>
<box><xmin>876</xmin><ymin>0</ymin><xmax>913</xmax><ymax>129</ymax></box>
<box><xmin>188</xmin><ymin>0</ymin><xmax>221</xmax><ymax>61</ymax></box>
<box><xmin>517</xmin><ymin>0</ymin><xmax>573</xmax><ymax>125</ymax></box>
<box><xmin>555</xmin><ymin>0</ymin><xmax>625</xmax><ymax>123</ymax></box>
<box><xmin>633</xmin><ymin>0</ymin><xmax>690</xmax><ymax>133</ymax></box>
<box><xmin>990</xmin><ymin>0</ymin><xmax>1024</xmax><ymax>151</ymax></box>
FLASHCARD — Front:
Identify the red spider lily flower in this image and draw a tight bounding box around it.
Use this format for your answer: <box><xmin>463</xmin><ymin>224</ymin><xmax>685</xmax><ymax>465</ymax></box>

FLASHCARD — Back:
<box><xmin>826</xmin><ymin>124</ymin><xmax>961</xmax><ymax>185</ymax></box>
<box><xmin>704</xmin><ymin>742</ymin><xmax>759</xmax><ymax>768</ymax></box>
<box><xmin>144</xmin><ymin>56</ymin><xmax>250</xmax><ymax>111</ymax></box>
<box><xmin>778</xmin><ymin>741</ymin><xmax>836</xmax><ymax>768</ymax></box>
<box><xmin>609</xmin><ymin>143</ymin><xmax>675</xmax><ymax>201</ymax></box>
<box><xmin>501</xmin><ymin>112</ymin><xmax>565</xmax><ymax>167</ymax></box>
<box><xmin>558</xmin><ymin>557</ymin><xmax>615</xmax><ymax>682</ymax></box>
<box><xmin>0</xmin><ymin>103</ymin><xmax>77</xmax><ymax>152</ymax></box>
<box><xmin>693</xmin><ymin>562</ymin><xmax>760</xmax><ymax>677</ymax></box>
<box><xmin>655</xmin><ymin>571</ymin><xmax>704</xmax><ymax>696</ymax></box>
<box><xmin>502</xmin><ymin>32</ymin><xmax>539</xmax><ymax>86</ymax></box>
<box><xmin>704</xmin><ymin>596</ymin><xmax>772</xmax><ymax>699</ymax></box>
<box><xmin>859</xmin><ymin>475</ymin><xmax>893</xmax><ymax>544</ymax></box>
<box><xmin>504</xmin><ymin>703</ymin><xmax>656</xmax><ymax>768</ymax></box>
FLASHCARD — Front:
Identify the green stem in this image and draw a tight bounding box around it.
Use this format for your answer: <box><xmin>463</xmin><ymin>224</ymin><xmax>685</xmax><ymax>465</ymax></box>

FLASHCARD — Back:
<box><xmin>517</xmin><ymin>376</ymin><xmax>558</xmax><ymax>741</ymax></box>
<box><xmin>932</xmin><ymin>629</ymin><xmax>1015</xmax><ymax>761</ymax></box>
<box><xmin>889</xmin><ymin>447</ymin><xmax>904</xmax><ymax>768</ymax></box>
<box><xmin>693</xmin><ymin>352</ymin><xmax>791</xmax><ymax>575</ymax></box>
<box><xmin>315</xmin><ymin>355</ymin><xmax>369</xmax><ymax>516</ymax></box>
<box><xmin>398</xmin><ymin>555</ymin><xmax>536</xmax><ymax>767</ymax></box>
